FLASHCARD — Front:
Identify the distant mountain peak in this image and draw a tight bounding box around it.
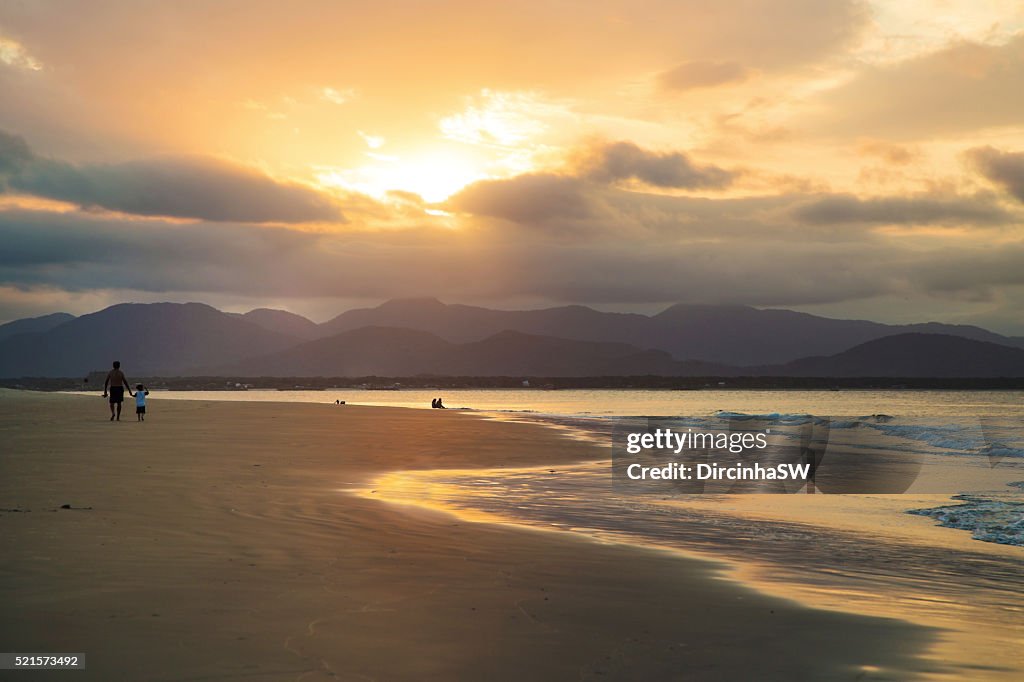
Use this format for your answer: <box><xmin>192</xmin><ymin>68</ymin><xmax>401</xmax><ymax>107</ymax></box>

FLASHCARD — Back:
<box><xmin>0</xmin><ymin>312</ymin><xmax>76</xmax><ymax>343</ymax></box>
<box><xmin>245</xmin><ymin>307</ymin><xmax>295</xmax><ymax>315</ymax></box>
<box><xmin>775</xmin><ymin>333</ymin><xmax>1024</xmax><ymax>378</ymax></box>
<box><xmin>655</xmin><ymin>302</ymin><xmax>757</xmax><ymax>317</ymax></box>
<box><xmin>377</xmin><ymin>297</ymin><xmax>446</xmax><ymax>309</ymax></box>
<box><xmin>99</xmin><ymin>301</ymin><xmax>220</xmax><ymax>314</ymax></box>
<box><xmin>0</xmin><ymin>301</ymin><xmax>302</xmax><ymax>377</ymax></box>
<box><xmin>240</xmin><ymin>308</ymin><xmax>320</xmax><ymax>339</ymax></box>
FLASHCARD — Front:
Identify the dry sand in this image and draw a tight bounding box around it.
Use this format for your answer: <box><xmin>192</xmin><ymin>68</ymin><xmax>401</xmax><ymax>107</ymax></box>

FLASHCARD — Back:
<box><xmin>1</xmin><ymin>391</ymin><xmax>941</xmax><ymax>680</ymax></box>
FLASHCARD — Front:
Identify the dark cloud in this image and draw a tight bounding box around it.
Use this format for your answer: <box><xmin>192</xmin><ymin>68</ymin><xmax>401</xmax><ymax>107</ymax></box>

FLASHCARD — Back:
<box><xmin>448</xmin><ymin>172</ymin><xmax>784</xmax><ymax>236</ymax></box>
<box><xmin>447</xmin><ymin>142</ymin><xmax>736</xmax><ymax>227</ymax></box>
<box><xmin>0</xmin><ymin>130</ymin><xmax>343</xmax><ymax>223</ymax></box>
<box><xmin>911</xmin><ymin>247</ymin><xmax>1024</xmax><ymax>296</ymax></box>
<box><xmin>792</xmin><ymin>193</ymin><xmax>1010</xmax><ymax>225</ymax></box>
<box><xmin>3</xmin><ymin>183</ymin><xmax>1021</xmax><ymax>317</ymax></box>
<box><xmin>448</xmin><ymin>158</ymin><xmax>1016</xmax><ymax>238</ymax></box>
<box><xmin>0</xmin><ymin>130</ymin><xmax>33</xmax><ymax>176</ymax></box>
<box><xmin>446</xmin><ymin>174</ymin><xmax>596</xmax><ymax>224</ymax></box>
<box><xmin>968</xmin><ymin>146</ymin><xmax>1024</xmax><ymax>203</ymax></box>
<box><xmin>0</xmin><ymin>209</ymin><xmax>503</xmax><ymax>300</ymax></box>
<box><xmin>572</xmin><ymin>141</ymin><xmax>734</xmax><ymax>189</ymax></box>
<box><xmin>658</xmin><ymin>61</ymin><xmax>749</xmax><ymax>91</ymax></box>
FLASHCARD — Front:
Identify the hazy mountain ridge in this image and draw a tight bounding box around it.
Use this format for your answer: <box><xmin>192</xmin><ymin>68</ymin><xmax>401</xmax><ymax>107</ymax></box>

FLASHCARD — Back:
<box><xmin>231</xmin><ymin>308</ymin><xmax>322</xmax><ymax>340</ymax></box>
<box><xmin>212</xmin><ymin>329</ymin><xmax>1024</xmax><ymax>379</ymax></box>
<box><xmin>765</xmin><ymin>333</ymin><xmax>1024</xmax><ymax>378</ymax></box>
<box><xmin>321</xmin><ymin>298</ymin><xmax>1024</xmax><ymax>364</ymax></box>
<box><xmin>0</xmin><ymin>312</ymin><xmax>76</xmax><ymax>342</ymax></box>
<box><xmin>2</xmin><ymin>300</ymin><xmax>1024</xmax><ymax>378</ymax></box>
<box><xmin>208</xmin><ymin>326</ymin><xmax>731</xmax><ymax>377</ymax></box>
<box><xmin>0</xmin><ymin>303</ymin><xmax>300</xmax><ymax>377</ymax></box>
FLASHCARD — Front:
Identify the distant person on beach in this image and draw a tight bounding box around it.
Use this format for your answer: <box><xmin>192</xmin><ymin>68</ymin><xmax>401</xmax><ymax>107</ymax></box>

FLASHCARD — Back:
<box><xmin>134</xmin><ymin>384</ymin><xmax>150</xmax><ymax>421</ymax></box>
<box><xmin>431</xmin><ymin>398</ymin><xmax>438</xmax><ymax>408</ymax></box>
<box><xmin>102</xmin><ymin>361</ymin><xmax>133</xmax><ymax>421</ymax></box>
<box><xmin>435</xmin><ymin>397</ymin><xmax>446</xmax><ymax>409</ymax></box>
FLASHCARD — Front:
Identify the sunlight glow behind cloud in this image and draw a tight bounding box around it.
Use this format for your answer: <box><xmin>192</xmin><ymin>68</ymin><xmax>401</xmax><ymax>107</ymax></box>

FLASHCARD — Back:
<box><xmin>439</xmin><ymin>90</ymin><xmax>561</xmax><ymax>148</ymax></box>
<box><xmin>315</xmin><ymin>152</ymin><xmax>487</xmax><ymax>204</ymax></box>
<box><xmin>0</xmin><ymin>36</ymin><xmax>41</xmax><ymax>70</ymax></box>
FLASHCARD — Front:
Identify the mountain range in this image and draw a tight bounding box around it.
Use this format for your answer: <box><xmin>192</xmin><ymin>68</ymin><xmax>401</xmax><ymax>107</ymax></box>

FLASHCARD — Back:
<box><xmin>1</xmin><ymin>298</ymin><xmax>1023</xmax><ymax>378</ymax></box>
<box><xmin>0</xmin><ymin>312</ymin><xmax>75</xmax><ymax>342</ymax></box>
<box><xmin>316</xmin><ymin>298</ymin><xmax>1024</xmax><ymax>365</ymax></box>
<box><xmin>0</xmin><ymin>303</ymin><xmax>297</xmax><ymax>377</ymax></box>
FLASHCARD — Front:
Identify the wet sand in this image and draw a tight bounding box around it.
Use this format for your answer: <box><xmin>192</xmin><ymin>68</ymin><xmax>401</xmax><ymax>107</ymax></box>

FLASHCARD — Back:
<box><xmin>1</xmin><ymin>390</ymin><xmax>942</xmax><ymax>680</ymax></box>
<box><xmin>370</xmin><ymin>460</ymin><xmax>1024</xmax><ymax>679</ymax></box>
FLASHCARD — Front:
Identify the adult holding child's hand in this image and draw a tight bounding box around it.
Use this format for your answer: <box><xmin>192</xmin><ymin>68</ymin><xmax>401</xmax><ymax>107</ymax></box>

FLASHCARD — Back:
<box><xmin>102</xmin><ymin>360</ymin><xmax>132</xmax><ymax>422</ymax></box>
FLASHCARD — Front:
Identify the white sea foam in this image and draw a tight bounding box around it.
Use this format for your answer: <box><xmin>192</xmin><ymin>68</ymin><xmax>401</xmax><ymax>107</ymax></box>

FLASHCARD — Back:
<box><xmin>910</xmin><ymin>489</ymin><xmax>1024</xmax><ymax>546</ymax></box>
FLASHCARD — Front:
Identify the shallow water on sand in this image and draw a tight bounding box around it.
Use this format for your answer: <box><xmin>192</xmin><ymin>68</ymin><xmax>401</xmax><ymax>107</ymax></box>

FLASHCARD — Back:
<box><xmin>357</xmin><ymin>404</ymin><xmax>1024</xmax><ymax>681</ymax></box>
<box><xmin>368</xmin><ymin>466</ymin><xmax>1022</xmax><ymax>679</ymax></box>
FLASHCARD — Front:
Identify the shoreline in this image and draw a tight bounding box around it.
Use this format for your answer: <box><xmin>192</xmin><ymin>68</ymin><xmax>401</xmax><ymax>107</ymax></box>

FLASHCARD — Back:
<box><xmin>0</xmin><ymin>390</ymin><xmax>995</xmax><ymax>680</ymax></box>
<box><xmin>51</xmin><ymin>386</ymin><xmax>1024</xmax><ymax>421</ymax></box>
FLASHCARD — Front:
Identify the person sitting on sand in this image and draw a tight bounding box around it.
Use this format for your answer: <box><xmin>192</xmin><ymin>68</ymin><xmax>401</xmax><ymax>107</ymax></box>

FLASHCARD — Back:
<box><xmin>431</xmin><ymin>398</ymin><xmax>438</xmax><ymax>408</ymax></box>
<box><xmin>435</xmin><ymin>397</ymin><xmax>446</xmax><ymax>409</ymax></box>
<box><xmin>102</xmin><ymin>361</ymin><xmax>134</xmax><ymax>422</ymax></box>
<box><xmin>134</xmin><ymin>384</ymin><xmax>150</xmax><ymax>421</ymax></box>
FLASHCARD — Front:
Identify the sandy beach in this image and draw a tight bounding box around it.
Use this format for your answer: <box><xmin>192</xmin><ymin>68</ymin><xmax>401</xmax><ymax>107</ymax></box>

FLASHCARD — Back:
<box><xmin>0</xmin><ymin>390</ymin><xmax>960</xmax><ymax>680</ymax></box>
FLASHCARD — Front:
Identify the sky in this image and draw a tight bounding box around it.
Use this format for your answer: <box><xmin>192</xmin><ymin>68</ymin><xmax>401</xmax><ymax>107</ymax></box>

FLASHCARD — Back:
<box><xmin>1</xmin><ymin>0</ymin><xmax>1024</xmax><ymax>332</ymax></box>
